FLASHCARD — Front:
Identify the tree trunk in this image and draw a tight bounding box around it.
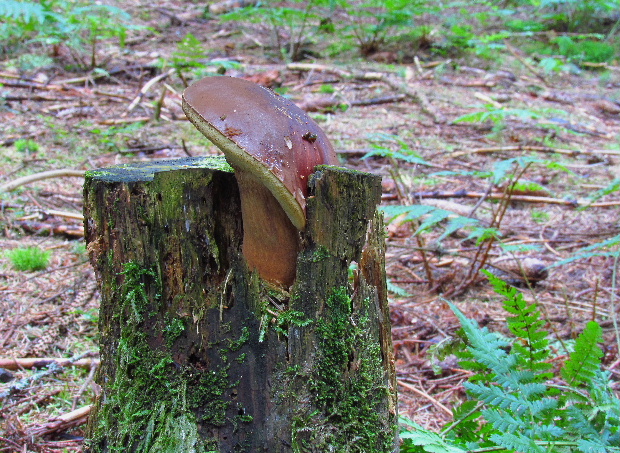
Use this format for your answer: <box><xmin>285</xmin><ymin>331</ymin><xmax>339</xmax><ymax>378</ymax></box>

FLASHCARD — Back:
<box><xmin>83</xmin><ymin>156</ymin><xmax>398</xmax><ymax>453</ymax></box>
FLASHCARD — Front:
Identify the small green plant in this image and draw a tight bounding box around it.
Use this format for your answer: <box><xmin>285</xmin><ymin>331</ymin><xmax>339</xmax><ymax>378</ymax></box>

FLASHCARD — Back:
<box><xmin>6</xmin><ymin>246</ymin><xmax>51</xmax><ymax>271</ymax></box>
<box><xmin>319</xmin><ymin>83</ymin><xmax>335</xmax><ymax>94</ymax></box>
<box><xmin>339</xmin><ymin>0</ymin><xmax>419</xmax><ymax>56</ymax></box>
<box><xmin>454</xmin><ymin>107</ymin><xmax>543</xmax><ymax>132</ymax></box>
<box><xmin>169</xmin><ymin>33</ymin><xmax>242</xmax><ymax>79</ymax></box>
<box><xmin>553</xmin><ymin>35</ymin><xmax>616</xmax><ymax>64</ymax></box>
<box><xmin>537</xmin><ymin>0</ymin><xmax>620</xmax><ymax>33</ymax></box>
<box><xmin>89</xmin><ymin>122</ymin><xmax>145</xmax><ymax>153</ymax></box>
<box><xmin>329</xmin><ymin>0</ymin><xmax>440</xmax><ymax>57</ymax></box>
<box><xmin>220</xmin><ymin>0</ymin><xmax>329</xmax><ymax>61</ymax></box>
<box><xmin>531</xmin><ymin>210</ymin><xmax>550</xmax><ymax>223</ymax></box>
<box><xmin>14</xmin><ymin>138</ymin><xmax>40</xmax><ymax>154</ymax></box>
<box><xmin>401</xmin><ymin>271</ymin><xmax>620</xmax><ymax>453</ymax></box>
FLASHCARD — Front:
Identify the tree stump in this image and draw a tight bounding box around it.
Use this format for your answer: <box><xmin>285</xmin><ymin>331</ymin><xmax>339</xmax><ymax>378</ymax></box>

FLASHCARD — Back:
<box><xmin>83</xmin><ymin>156</ymin><xmax>398</xmax><ymax>453</ymax></box>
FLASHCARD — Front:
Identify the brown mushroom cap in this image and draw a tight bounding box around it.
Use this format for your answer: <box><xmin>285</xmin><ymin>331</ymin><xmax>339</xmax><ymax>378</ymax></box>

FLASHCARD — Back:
<box><xmin>182</xmin><ymin>76</ymin><xmax>338</xmax><ymax>230</ymax></box>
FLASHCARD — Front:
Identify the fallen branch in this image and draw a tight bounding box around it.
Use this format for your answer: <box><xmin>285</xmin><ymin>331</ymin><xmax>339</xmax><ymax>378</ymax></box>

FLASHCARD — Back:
<box><xmin>296</xmin><ymin>93</ymin><xmax>406</xmax><ymax>112</ymax></box>
<box><xmin>15</xmin><ymin>220</ymin><xmax>85</xmax><ymax>238</ymax></box>
<box><xmin>286</xmin><ymin>62</ymin><xmax>352</xmax><ymax>78</ymax></box>
<box><xmin>98</xmin><ymin>116</ymin><xmax>151</xmax><ymax>125</ymax></box>
<box><xmin>28</xmin><ymin>405</ymin><xmax>91</xmax><ymax>437</ymax></box>
<box><xmin>0</xmin><ymin>352</ymin><xmax>97</xmax><ymax>399</ymax></box>
<box><xmin>505</xmin><ymin>43</ymin><xmax>549</xmax><ymax>87</ymax></box>
<box><xmin>0</xmin><ymin>78</ymin><xmax>81</xmax><ymax>94</ymax></box>
<box><xmin>450</xmin><ymin>145</ymin><xmax>620</xmax><ymax>158</ymax></box>
<box><xmin>18</xmin><ymin>209</ymin><xmax>84</xmax><ymax>221</ymax></box>
<box><xmin>368</xmin><ymin>74</ymin><xmax>448</xmax><ymax>124</ymax></box>
<box><xmin>0</xmin><ymin>169</ymin><xmax>86</xmax><ymax>192</ymax></box>
<box><xmin>0</xmin><ymin>357</ymin><xmax>98</xmax><ymax>370</ymax></box>
<box><xmin>408</xmin><ymin>189</ymin><xmax>620</xmax><ymax>208</ymax></box>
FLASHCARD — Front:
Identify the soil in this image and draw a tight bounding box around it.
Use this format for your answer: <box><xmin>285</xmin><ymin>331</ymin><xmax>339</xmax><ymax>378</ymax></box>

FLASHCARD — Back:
<box><xmin>1</xmin><ymin>1</ymin><xmax>619</xmax><ymax>451</ymax></box>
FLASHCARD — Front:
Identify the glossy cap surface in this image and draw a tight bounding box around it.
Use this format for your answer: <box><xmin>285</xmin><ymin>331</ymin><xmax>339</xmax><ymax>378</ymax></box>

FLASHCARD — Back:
<box><xmin>182</xmin><ymin>76</ymin><xmax>338</xmax><ymax>230</ymax></box>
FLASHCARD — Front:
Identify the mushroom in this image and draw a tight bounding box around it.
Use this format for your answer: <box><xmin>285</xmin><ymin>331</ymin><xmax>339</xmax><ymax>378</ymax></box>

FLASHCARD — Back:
<box><xmin>182</xmin><ymin>76</ymin><xmax>339</xmax><ymax>287</ymax></box>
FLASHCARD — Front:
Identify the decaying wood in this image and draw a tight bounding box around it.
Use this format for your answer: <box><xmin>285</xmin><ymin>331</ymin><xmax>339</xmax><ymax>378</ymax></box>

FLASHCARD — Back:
<box><xmin>83</xmin><ymin>157</ymin><xmax>398</xmax><ymax>452</ymax></box>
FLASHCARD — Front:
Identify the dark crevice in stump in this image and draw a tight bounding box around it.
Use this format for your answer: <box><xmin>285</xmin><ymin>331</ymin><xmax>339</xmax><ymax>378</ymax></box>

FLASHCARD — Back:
<box><xmin>83</xmin><ymin>157</ymin><xmax>398</xmax><ymax>453</ymax></box>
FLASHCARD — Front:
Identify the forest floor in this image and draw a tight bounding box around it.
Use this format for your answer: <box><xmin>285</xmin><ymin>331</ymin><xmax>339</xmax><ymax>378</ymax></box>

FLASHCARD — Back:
<box><xmin>1</xmin><ymin>1</ymin><xmax>620</xmax><ymax>451</ymax></box>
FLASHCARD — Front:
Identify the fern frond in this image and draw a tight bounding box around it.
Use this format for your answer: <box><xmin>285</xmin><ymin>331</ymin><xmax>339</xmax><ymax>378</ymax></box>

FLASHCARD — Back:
<box><xmin>0</xmin><ymin>0</ymin><xmax>48</xmax><ymax>23</ymax></box>
<box><xmin>578</xmin><ymin>438</ymin><xmax>616</xmax><ymax>453</ymax></box>
<box><xmin>489</xmin><ymin>431</ymin><xmax>545</xmax><ymax>453</ymax></box>
<box><xmin>565</xmin><ymin>405</ymin><xmax>605</xmax><ymax>440</ymax></box>
<box><xmin>484</xmin><ymin>271</ymin><xmax>552</xmax><ymax>377</ymax></box>
<box><xmin>561</xmin><ymin>321</ymin><xmax>603</xmax><ymax>387</ymax></box>
<box><xmin>387</xmin><ymin>279</ymin><xmax>411</xmax><ymax>297</ymax></box>
<box><xmin>438</xmin><ymin>216</ymin><xmax>479</xmax><ymax>242</ymax></box>
<box><xmin>482</xmin><ymin>407</ymin><xmax>527</xmax><ymax>432</ymax></box>
<box><xmin>528</xmin><ymin>397</ymin><xmax>559</xmax><ymax>417</ymax></box>
<box><xmin>465</xmin><ymin>383</ymin><xmax>523</xmax><ymax>414</ymax></box>
<box><xmin>381</xmin><ymin>204</ymin><xmax>434</xmax><ymax>222</ymax></box>
<box><xmin>450</xmin><ymin>303</ymin><xmax>513</xmax><ymax>375</ymax></box>
<box><xmin>400</xmin><ymin>418</ymin><xmax>467</xmax><ymax>453</ymax></box>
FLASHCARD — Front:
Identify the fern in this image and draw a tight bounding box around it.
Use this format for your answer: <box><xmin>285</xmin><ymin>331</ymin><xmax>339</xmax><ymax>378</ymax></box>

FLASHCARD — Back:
<box><xmin>485</xmin><ymin>270</ymin><xmax>552</xmax><ymax>378</ymax></box>
<box><xmin>561</xmin><ymin>321</ymin><xmax>604</xmax><ymax>387</ymax></box>
<box><xmin>489</xmin><ymin>431</ymin><xmax>545</xmax><ymax>453</ymax></box>
<box><xmin>0</xmin><ymin>0</ymin><xmax>51</xmax><ymax>24</ymax></box>
<box><xmin>400</xmin><ymin>417</ymin><xmax>466</xmax><ymax>453</ymax></box>
<box><xmin>550</xmin><ymin>234</ymin><xmax>620</xmax><ymax>267</ymax></box>
<box><xmin>380</xmin><ymin>204</ymin><xmax>482</xmax><ymax>243</ymax></box>
<box><xmin>400</xmin><ymin>277</ymin><xmax>620</xmax><ymax>453</ymax></box>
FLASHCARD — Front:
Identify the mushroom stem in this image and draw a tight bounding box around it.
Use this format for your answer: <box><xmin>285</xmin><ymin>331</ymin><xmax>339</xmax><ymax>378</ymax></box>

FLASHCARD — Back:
<box><xmin>236</xmin><ymin>171</ymin><xmax>300</xmax><ymax>287</ymax></box>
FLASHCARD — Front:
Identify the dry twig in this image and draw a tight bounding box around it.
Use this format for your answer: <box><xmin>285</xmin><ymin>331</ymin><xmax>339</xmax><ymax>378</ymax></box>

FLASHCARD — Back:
<box><xmin>0</xmin><ymin>170</ymin><xmax>85</xmax><ymax>193</ymax></box>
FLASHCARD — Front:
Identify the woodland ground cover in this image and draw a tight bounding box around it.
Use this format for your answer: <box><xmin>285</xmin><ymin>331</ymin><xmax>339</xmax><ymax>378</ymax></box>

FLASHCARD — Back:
<box><xmin>0</xmin><ymin>0</ymin><xmax>619</xmax><ymax>451</ymax></box>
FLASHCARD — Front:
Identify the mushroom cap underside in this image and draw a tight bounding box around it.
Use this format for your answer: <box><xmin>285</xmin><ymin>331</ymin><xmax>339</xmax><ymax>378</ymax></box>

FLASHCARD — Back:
<box><xmin>182</xmin><ymin>76</ymin><xmax>338</xmax><ymax>230</ymax></box>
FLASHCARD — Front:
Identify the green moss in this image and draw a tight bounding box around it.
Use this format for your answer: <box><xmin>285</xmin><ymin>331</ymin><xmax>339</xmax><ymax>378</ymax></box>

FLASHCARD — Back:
<box><xmin>272</xmin><ymin>309</ymin><xmax>313</xmax><ymax>337</ymax></box>
<box><xmin>227</xmin><ymin>326</ymin><xmax>250</xmax><ymax>352</ymax></box>
<box><xmin>90</xmin><ymin>261</ymin><xmax>234</xmax><ymax>452</ymax></box>
<box><xmin>187</xmin><ymin>367</ymin><xmax>232</xmax><ymax>426</ymax></box>
<box><xmin>310</xmin><ymin>245</ymin><xmax>331</xmax><ymax>263</ymax></box>
<box><xmin>164</xmin><ymin>317</ymin><xmax>185</xmax><ymax>347</ymax></box>
<box><xmin>293</xmin><ymin>286</ymin><xmax>396</xmax><ymax>452</ymax></box>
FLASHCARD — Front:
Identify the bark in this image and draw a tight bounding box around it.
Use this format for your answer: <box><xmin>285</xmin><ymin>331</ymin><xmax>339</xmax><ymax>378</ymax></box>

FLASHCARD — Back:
<box><xmin>83</xmin><ymin>156</ymin><xmax>397</xmax><ymax>453</ymax></box>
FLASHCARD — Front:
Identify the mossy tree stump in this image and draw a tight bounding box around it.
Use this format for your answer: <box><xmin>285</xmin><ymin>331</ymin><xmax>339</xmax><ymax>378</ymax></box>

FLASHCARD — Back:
<box><xmin>83</xmin><ymin>157</ymin><xmax>397</xmax><ymax>453</ymax></box>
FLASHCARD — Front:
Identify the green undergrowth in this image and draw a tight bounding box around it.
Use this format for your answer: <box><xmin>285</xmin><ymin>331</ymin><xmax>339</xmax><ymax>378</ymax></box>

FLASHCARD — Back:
<box><xmin>401</xmin><ymin>271</ymin><xmax>620</xmax><ymax>453</ymax></box>
<box><xmin>0</xmin><ymin>0</ymin><xmax>140</xmax><ymax>69</ymax></box>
